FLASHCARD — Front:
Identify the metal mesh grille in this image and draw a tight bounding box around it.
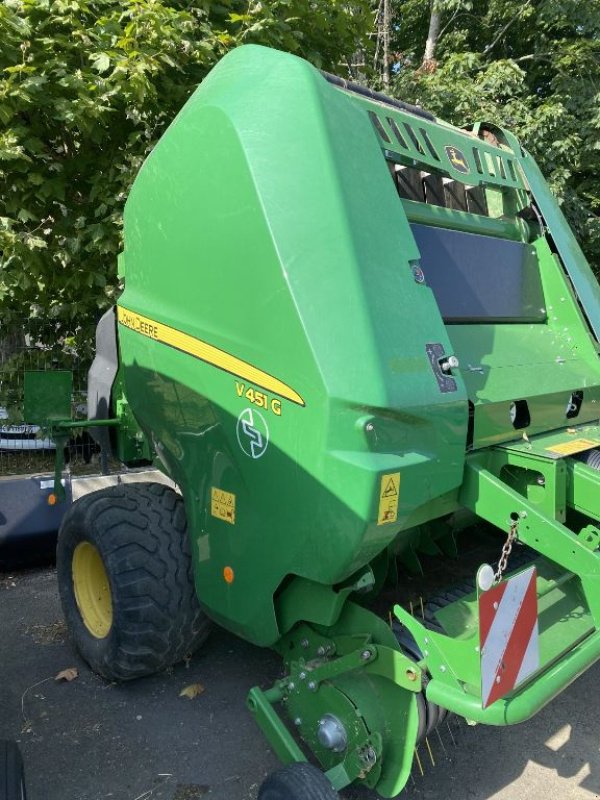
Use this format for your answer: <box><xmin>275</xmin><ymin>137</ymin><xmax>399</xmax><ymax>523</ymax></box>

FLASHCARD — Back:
<box><xmin>0</xmin><ymin>322</ymin><xmax>97</xmax><ymax>477</ymax></box>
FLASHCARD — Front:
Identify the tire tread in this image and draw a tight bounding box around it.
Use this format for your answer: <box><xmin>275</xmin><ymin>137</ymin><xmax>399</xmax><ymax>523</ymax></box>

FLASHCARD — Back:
<box><xmin>57</xmin><ymin>482</ymin><xmax>210</xmax><ymax>681</ymax></box>
<box><xmin>258</xmin><ymin>763</ymin><xmax>338</xmax><ymax>800</ymax></box>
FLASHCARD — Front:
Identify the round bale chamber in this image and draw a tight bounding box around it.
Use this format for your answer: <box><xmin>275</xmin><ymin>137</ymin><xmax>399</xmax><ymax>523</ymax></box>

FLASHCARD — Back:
<box><xmin>116</xmin><ymin>45</ymin><xmax>468</xmax><ymax>646</ymax></box>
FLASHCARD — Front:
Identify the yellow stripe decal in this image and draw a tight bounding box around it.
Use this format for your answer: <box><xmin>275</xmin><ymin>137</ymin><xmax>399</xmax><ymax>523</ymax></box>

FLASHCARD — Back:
<box><xmin>117</xmin><ymin>306</ymin><xmax>305</xmax><ymax>407</ymax></box>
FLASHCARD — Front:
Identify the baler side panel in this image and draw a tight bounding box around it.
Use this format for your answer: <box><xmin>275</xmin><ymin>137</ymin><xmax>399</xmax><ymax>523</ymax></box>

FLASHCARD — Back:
<box><xmin>118</xmin><ymin>46</ymin><xmax>469</xmax><ymax>645</ymax></box>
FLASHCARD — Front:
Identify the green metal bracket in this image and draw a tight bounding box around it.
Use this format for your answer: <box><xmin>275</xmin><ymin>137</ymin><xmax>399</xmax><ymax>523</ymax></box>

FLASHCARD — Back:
<box><xmin>276</xmin><ymin>623</ymin><xmax>338</xmax><ymax>662</ymax></box>
<box><xmin>278</xmin><ymin>622</ymin><xmax>423</xmax><ymax>693</ymax></box>
<box><xmin>276</xmin><ymin>568</ymin><xmax>375</xmax><ymax>635</ymax></box>
<box><xmin>394</xmin><ymin>603</ymin><xmax>479</xmax><ymax>692</ymax></box>
<box><xmin>400</xmin><ymin>198</ymin><xmax>530</xmax><ymax>242</ymax></box>
<box><xmin>23</xmin><ymin>369</ymin><xmax>121</xmax><ymax>501</ymax></box>
<box><xmin>283</xmin><ymin>644</ymin><xmax>378</xmax><ymax>692</ymax></box>
<box><xmin>567</xmin><ymin>459</ymin><xmax>600</xmax><ymax>520</ymax></box>
<box><xmin>460</xmin><ymin>457</ymin><xmax>600</xmax><ymax>624</ymax></box>
<box><xmin>487</xmin><ymin>446</ymin><xmax>568</xmax><ymax>523</ymax></box>
<box><xmin>486</xmin><ymin>428</ymin><xmax>600</xmax><ymax>524</ymax></box>
<box><xmin>325</xmin><ymin>733</ymin><xmax>383</xmax><ymax>791</ymax></box>
<box><xmin>51</xmin><ymin>431</ymin><xmax>69</xmax><ymax>502</ymax></box>
<box><xmin>578</xmin><ymin>525</ymin><xmax>600</xmax><ymax>552</ymax></box>
<box><xmin>363</xmin><ymin>644</ymin><xmax>422</xmax><ymax>692</ymax></box>
<box><xmin>48</xmin><ymin>418</ymin><xmax>119</xmax><ymax>501</ymax></box>
<box><xmin>425</xmin><ymin>629</ymin><xmax>600</xmax><ymax>725</ymax></box>
<box><xmin>246</xmin><ymin>686</ymin><xmax>307</xmax><ymax>765</ymax></box>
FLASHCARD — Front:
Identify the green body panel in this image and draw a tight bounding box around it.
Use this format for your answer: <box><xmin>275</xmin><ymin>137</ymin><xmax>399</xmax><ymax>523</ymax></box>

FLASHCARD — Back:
<box><xmin>118</xmin><ymin>45</ymin><xmax>467</xmax><ymax>646</ymax></box>
<box><xmin>401</xmin><ymin>197</ymin><xmax>530</xmax><ymax>240</ymax></box>
<box><xmin>447</xmin><ymin>236</ymin><xmax>600</xmax><ymax>448</ymax></box>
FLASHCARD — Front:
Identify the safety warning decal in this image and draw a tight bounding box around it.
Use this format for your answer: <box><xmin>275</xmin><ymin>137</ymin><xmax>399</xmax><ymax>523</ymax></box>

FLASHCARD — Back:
<box><xmin>479</xmin><ymin>566</ymin><xmax>539</xmax><ymax>708</ymax></box>
<box><xmin>211</xmin><ymin>487</ymin><xmax>236</xmax><ymax>525</ymax></box>
<box><xmin>377</xmin><ymin>473</ymin><xmax>400</xmax><ymax>525</ymax></box>
<box><xmin>545</xmin><ymin>438</ymin><xmax>600</xmax><ymax>457</ymax></box>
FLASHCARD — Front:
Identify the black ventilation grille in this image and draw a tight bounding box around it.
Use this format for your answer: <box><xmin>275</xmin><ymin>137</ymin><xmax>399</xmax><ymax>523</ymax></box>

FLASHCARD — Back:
<box><xmin>391</xmin><ymin>165</ymin><xmax>489</xmax><ymax>217</ymax></box>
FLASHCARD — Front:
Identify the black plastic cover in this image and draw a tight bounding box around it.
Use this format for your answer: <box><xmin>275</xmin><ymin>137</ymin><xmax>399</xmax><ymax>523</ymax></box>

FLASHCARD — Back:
<box><xmin>411</xmin><ymin>224</ymin><xmax>546</xmax><ymax>323</ymax></box>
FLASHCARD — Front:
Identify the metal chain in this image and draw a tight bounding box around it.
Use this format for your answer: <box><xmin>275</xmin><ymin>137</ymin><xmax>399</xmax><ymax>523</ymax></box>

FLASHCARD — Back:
<box><xmin>494</xmin><ymin>520</ymin><xmax>519</xmax><ymax>583</ymax></box>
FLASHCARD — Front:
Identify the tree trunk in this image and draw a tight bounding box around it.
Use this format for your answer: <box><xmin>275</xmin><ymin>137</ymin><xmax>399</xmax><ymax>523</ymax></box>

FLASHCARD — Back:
<box><xmin>422</xmin><ymin>0</ymin><xmax>440</xmax><ymax>72</ymax></box>
<box><xmin>382</xmin><ymin>0</ymin><xmax>391</xmax><ymax>89</ymax></box>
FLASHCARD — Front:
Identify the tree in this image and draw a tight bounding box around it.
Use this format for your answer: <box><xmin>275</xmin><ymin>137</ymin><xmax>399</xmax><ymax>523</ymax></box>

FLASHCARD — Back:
<box><xmin>383</xmin><ymin>0</ymin><xmax>600</xmax><ymax>272</ymax></box>
<box><xmin>3</xmin><ymin>0</ymin><xmax>599</xmax><ymax>354</ymax></box>
<box><xmin>0</xmin><ymin>0</ymin><xmax>371</xmax><ymax>353</ymax></box>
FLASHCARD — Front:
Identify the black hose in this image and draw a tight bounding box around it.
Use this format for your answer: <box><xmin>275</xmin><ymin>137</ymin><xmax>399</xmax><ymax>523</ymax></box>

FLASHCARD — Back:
<box><xmin>320</xmin><ymin>71</ymin><xmax>435</xmax><ymax>122</ymax></box>
<box><xmin>579</xmin><ymin>448</ymin><xmax>600</xmax><ymax>471</ymax></box>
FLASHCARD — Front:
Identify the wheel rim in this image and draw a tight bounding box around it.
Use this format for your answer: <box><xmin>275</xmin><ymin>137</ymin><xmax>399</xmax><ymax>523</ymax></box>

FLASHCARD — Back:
<box><xmin>72</xmin><ymin>542</ymin><xmax>113</xmax><ymax>638</ymax></box>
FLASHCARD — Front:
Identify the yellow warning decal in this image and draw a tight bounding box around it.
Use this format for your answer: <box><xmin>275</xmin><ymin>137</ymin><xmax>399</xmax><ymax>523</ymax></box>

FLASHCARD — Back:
<box><xmin>545</xmin><ymin>438</ymin><xmax>600</xmax><ymax>456</ymax></box>
<box><xmin>117</xmin><ymin>306</ymin><xmax>305</xmax><ymax>407</ymax></box>
<box><xmin>211</xmin><ymin>487</ymin><xmax>236</xmax><ymax>525</ymax></box>
<box><xmin>377</xmin><ymin>472</ymin><xmax>400</xmax><ymax>526</ymax></box>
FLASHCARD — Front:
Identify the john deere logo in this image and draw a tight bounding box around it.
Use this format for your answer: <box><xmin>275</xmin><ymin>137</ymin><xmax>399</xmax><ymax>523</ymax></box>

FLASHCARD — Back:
<box><xmin>445</xmin><ymin>145</ymin><xmax>470</xmax><ymax>174</ymax></box>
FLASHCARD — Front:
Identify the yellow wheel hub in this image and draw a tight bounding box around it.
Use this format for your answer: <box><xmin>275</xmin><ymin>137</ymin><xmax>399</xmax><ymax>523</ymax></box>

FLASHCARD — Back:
<box><xmin>72</xmin><ymin>542</ymin><xmax>113</xmax><ymax>639</ymax></box>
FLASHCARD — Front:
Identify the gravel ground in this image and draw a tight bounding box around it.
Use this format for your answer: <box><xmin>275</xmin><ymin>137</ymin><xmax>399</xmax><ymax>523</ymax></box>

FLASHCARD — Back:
<box><xmin>1</xmin><ymin>565</ymin><xmax>599</xmax><ymax>800</ymax></box>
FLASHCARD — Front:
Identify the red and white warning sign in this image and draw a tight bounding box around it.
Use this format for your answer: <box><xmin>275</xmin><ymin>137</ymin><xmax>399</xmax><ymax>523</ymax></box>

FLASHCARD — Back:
<box><xmin>479</xmin><ymin>566</ymin><xmax>539</xmax><ymax>709</ymax></box>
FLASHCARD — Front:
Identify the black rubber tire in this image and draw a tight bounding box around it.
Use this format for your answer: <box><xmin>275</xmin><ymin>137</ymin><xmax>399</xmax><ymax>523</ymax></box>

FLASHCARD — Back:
<box><xmin>57</xmin><ymin>482</ymin><xmax>211</xmax><ymax>681</ymax></box>
<box><xmin>0</xmin><ymin>740</ymin><xmax>26</xmax><ymax>800</ymax></box>
<box><xmin>258</xmin><ymin>763</ymin><xmax>339</xmax><ymax>800</ymax></box>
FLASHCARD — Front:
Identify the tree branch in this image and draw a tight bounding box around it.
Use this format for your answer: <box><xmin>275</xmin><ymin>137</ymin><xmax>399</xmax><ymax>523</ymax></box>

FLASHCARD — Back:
<box><xmin>483</xmin><ymin>0</ymin><xmax>532</xmax><ymax>56</ymax></box>
<box><xmin>513</xmin><ymin>52</ymin><xmax>551</xmax><ymax>63</ymax></box>
<box><xmin>437</xmin><ymin>8</ymin><xmax>461</xmax><ymax>41</ymax></box>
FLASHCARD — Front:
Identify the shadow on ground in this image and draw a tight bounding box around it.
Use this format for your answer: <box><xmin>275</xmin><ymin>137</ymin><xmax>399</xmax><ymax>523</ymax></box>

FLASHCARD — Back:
<box><xmin>1</xmin><ymin>567</ymin><xmax>598</xmax><ymax>800</ymax></box>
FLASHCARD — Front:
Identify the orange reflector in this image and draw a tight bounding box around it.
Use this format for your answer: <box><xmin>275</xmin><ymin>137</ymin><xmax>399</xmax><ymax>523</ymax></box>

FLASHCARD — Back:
<box><xmin>223</xmin><ymin>566</ymin><xmax>235</xmax><ymax>584</ymax></box>
<box><xmin>48</xmin><ymin>493</ymin><xmax>57</xmax><ymax>506</ymax></box>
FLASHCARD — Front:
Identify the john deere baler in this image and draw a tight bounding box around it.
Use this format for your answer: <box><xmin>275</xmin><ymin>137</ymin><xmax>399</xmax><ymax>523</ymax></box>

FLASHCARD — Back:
<box><xmin>32</xmin><ymin>45</ymin><xmax>600</xmax><ymax>798</ymax></box>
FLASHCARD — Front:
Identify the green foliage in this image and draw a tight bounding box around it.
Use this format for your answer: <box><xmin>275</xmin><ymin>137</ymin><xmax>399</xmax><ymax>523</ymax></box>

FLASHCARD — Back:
<box><xmin>385</xmin><ymin>0</ymin><xmax>600</xmax><ymax>270</ymax></box>
<box><xmin>3</xmin><ymin>0</ymin><xmax>599</xmax><ymax>349</ymax></box>
<box><xmin>0</xmin><ymin>0</ymin><xmax>370</xmax><ymax>349</ymax></box>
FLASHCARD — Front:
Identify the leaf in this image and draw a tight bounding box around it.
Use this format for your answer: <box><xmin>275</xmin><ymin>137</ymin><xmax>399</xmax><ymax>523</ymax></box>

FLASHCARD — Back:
<box><xmin>179</xmin><ymin>682</ymin><xmax>205</xmax><ymax>700</ymax></box>
<box><xmin>91</xmin><ymin>53</ymin><xmax>110</xmax><ymax>74</ymax></box>
<box><xmin>55</xmin><ymin>667</ymin><xmax>79</xmax><ymax>682</ymax></box>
